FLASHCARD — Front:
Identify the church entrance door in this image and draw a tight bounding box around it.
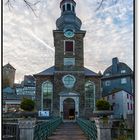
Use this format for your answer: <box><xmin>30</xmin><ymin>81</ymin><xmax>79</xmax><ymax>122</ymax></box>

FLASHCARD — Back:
<box><xmin>59</xmin><ymin>92</ymin><xmax>79</xmax><ymax>122</ymax></box>
<box><xmin>63</xmin><ymin>98</ymin><xmax>75</xmax><ymax>120</ymax></box>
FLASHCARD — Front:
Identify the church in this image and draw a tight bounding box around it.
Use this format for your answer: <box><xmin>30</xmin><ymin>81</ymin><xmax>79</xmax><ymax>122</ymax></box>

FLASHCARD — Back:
<box><xmin>34</xmin><ymin>0</ymin><xmax>101</xmax><ymax>120</ymax></box>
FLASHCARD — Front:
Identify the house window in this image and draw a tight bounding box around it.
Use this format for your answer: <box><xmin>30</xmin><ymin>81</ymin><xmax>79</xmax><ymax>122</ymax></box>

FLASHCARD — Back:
<box><xmin>105</xmin><ymin>81</ymin><xmax>111</xmax><ymax>86</ymax></box>
<box><xmin>121</xmin><ymin>70</ymin><xmax>126</xmax><ymax>74</ymax></box>
<box><xmin>27</xmin><ymin>80</ymin><xmax>31</xmax><ymax>84</ymax></box>
<box><xmin>130</xmin><ymin>96</ymin><xmax>132</xmax><ymax>100</ymax></box>
<box><xmin>127</xmin><ymin>103</ymin><xmax>129</xmax><ymax>110</ymax></box>
<box><xmin>65</xmin><ymin>41</ymin><xmax>74</xmax><ymax>53</ymax></box>
<box><xmin>64</xmin><ymin>58</ymin><xmax>75</xmax><ymax>66</ymax></box>
<box><xmin>112</xmin><ymin>94</ymin><xmax>115</xmax><ymax>99</ymax></box>
<box><xmin>127</xmin><ymin>94</ymin><xmax>129</xmax><ymax>99</ymax></box>
<box><xmin>121</xmin><ymin>78</ymin><xmax>127</xmax><ymax>84</ymax></box>
<box><xmin>131</xmin><ymin>103</ymin><xmax>133</xmax><ymax>110</ymax></box>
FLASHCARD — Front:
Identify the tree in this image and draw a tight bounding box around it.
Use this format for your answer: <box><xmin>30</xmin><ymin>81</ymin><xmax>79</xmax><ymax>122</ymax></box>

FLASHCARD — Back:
<box><xmin>20</xmin><ymin>98</ymin><xmax>35</xmax><ymax>111</ymax></box>
<box><xmin>96</xmin><ymin>99</ymin><xmax>110</xmax><ymax>110</ymax></box>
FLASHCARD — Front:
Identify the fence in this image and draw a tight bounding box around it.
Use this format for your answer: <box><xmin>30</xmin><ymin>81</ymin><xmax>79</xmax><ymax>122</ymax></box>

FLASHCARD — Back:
<box><xmin>111</xmin><ymin>128</ymin><xmax>134</xmax><ymax>140</ymax></box>
<box><xmin>33</xmin><ymin>117</ymin><xmax>62</xmax><ymax>140</ymax></box>
<box><xmin>2</xmin><ymin>123</ymin><xmax>20</xmax><ymax>140</ymax></box>
<box><xmin>77</xmin><ymin>118</ymin><xmax>97</xmax><ymax>140</ymax></box>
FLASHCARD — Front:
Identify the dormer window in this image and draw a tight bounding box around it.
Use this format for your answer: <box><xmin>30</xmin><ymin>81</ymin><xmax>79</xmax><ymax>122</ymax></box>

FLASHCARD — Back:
<box><xmin>121</xmin><ymin>70</ymin><xmax>126</xmax><ymax>74</ymax></box>
<box><xmin>105</xmin><ymin>73</ymin><xmax>110</xmax><ymax>76</ymax></box>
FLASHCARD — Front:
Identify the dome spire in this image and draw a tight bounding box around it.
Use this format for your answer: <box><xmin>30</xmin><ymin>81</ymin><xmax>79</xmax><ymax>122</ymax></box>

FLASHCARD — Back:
<box><xmin>56</xmin><ymin>0</ymin><xmax>82</xmax><ymax>31</ymax></box>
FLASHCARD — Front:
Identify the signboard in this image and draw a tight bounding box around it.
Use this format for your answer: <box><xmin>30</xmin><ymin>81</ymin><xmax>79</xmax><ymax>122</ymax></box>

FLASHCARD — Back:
<box><xmin>38</xmin><ymin>111</ymin><xmax>49</xmax><ymax>117</ymax></box>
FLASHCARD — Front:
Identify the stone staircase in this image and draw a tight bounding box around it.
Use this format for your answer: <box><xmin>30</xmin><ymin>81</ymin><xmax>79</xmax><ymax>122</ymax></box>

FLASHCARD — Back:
<box><xmin>47</xmin><ymin>122</ymin><xmax>87</xmax><ymax>140</ymax></box>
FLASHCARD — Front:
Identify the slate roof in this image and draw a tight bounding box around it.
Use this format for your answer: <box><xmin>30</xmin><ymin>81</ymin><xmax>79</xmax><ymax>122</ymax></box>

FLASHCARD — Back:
<box><xmin>103</xmin><ymin>62</ymin><xmax>132</xmax><ymax>76</ymax></box>
<box><xmin>3</xmin><ymin>87</ymin><xmax>15</xmax><ymax>94</ymax></box>
<box><xmin>34</xmin><ymin>66</ymin><xmax>98</xmax><ymax>76</ymax></box>
<box><xmin>3</xmin><ymin>63</ymin><xmax>16</xmax><ymax>70</ymax></box>
<box><xmin>102</xmin><ymin>89</ymin><xmax>133</xmax><ymax>97</ymax></box>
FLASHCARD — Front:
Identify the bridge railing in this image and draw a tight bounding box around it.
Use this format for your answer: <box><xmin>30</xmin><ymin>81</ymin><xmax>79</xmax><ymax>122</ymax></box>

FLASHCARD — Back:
<box><xmin>77</xmin><ymin>118</ymin><xmax>97</xmax><ymax>140</ymax></box>
<box><xmin>33</xmin><ymin>117</ymin><xmax>62</xmax><ymax>140</ymax></box>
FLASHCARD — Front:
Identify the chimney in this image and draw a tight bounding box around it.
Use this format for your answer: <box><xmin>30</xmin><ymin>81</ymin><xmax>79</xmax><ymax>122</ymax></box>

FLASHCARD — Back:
<box><xmin>112</xmin><ymin>57</ymin><xmax>119</xmax><ymax>74</ymax></box>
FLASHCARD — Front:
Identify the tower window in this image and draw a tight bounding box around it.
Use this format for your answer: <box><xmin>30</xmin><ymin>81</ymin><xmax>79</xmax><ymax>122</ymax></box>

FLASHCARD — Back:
<box><xmin>64</xmin><ymin>58</ymin><xmax>75</xmax><ymax>66</ymax></box>
<box><xmin>65</xmin><ymin>41</ymin><xmax>74</xmax><ymax>52</ymax></box>
<box><xmin>67</xmin><ymin>4</ymin><xmax>71</xmax><ymax>11</ymax></box>
<box><xmin>63</xmin><ymin>5</ymin><xmax>65</xmax><ymax>12</ymax></box>
<box><xmin>72</xmin><ymin>5</ymin><xmax>74</xmax><ymax>12</ymax></box>
<box><xmin>62</xmin><ymin>75</ymin><xmax>76</xmax><ymax>88</ymax></box>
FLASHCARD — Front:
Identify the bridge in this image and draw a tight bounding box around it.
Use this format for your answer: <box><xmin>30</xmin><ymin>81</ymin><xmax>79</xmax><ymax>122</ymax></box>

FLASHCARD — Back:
<box><xmin>34</xmin><ymin>117</ymin><xmax>97</xmax><ymax>140</ymax></box>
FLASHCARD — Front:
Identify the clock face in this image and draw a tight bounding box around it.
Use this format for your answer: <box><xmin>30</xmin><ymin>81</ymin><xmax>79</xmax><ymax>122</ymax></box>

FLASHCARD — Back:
<box><xmin>64</xmin><ymin>30</ymin><xmax>75</xmax><ymax>38</ymax></box>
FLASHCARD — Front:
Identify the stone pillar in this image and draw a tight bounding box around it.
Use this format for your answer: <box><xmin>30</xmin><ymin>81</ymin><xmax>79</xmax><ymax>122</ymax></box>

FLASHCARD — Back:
<box><xmin>19</xmin><ymin>119</ymin><xmax>36</xmax><ymax>140</ymax></box>
<box><xmin>94</xmin><ymin>118</ymin><xmax>112</xmax><ymax>140</ymax></box>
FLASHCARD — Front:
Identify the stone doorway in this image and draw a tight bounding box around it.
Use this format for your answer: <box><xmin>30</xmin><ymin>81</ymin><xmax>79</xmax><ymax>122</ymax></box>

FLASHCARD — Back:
<box><xmin>63</xmin><ymin>98</ymin><xmax>75</xmax><ymax>120</ymax></box>
<box><xmin>59</xmin><ymin>92</ymin><xmax>79</xmax><ymax>121</ymax></box>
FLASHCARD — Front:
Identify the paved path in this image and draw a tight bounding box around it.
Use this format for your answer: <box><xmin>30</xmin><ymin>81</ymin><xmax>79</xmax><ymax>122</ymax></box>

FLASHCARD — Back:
<box><xmin>47</xmin><ymin>122</ymin><xmax>87</xmax><ymax>140</ymax></box>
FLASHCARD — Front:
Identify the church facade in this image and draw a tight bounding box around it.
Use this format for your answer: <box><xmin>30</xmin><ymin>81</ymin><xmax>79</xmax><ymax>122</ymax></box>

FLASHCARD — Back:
<box><xmin>34</xmin><ymin>0</ymin><xmax>101</xmax><ymax>120</ymax></box>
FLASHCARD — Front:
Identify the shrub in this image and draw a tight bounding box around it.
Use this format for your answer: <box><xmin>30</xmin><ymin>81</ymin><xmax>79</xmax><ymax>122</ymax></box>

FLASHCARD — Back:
<box><xmin>96</xmin><ymin>99</ymin><xmax>110</xmax><ymax>110</ymax></box>
<box><xmin>20</xmin><ymin>98</ymin><xmax>35</xmax><ymax>112</ymax></box>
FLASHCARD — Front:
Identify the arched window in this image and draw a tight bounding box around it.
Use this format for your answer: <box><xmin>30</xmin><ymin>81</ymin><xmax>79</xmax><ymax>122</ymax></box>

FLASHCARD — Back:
<box><xmin>42</xmin><ymin>81</ymin><xmax>53</xmax><ymax>111</ymax></box>
<box><xmin>63</xmin><ymin>4</ymin><xmax>65</xmax><ymax>12</ymax></box>
<box><xmin>85</xmin><ymin>81</ymin><xmax>95</xmax><ymax>110</ymax></box>
<box><xmin>67</xmin><ymin>4</ymin><xmax>71</xmax><ymax>11</ymax></box>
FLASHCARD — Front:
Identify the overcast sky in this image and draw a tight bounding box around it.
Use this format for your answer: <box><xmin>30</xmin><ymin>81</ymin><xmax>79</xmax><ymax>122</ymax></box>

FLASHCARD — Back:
<box><xmin>3</xmin><ymin>0</ymin><xmax>133</xmax><ymax>82</ymax></box>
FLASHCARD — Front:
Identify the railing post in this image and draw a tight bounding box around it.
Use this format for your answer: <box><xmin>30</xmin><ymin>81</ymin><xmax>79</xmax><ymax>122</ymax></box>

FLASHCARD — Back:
<box><xmin>94</xmin><ymin>118</ymin><xmax>112</xmax><ymax>140</ymax></box>
<box><xmin>19</xmin><ymin>118</ymin><xmax>36</xmax><ymax>140</ymax></box>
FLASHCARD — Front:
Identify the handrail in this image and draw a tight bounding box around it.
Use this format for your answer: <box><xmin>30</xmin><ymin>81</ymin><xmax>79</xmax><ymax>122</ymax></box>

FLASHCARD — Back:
<box><xmin>77</xmin><ymin>118</ymin><xmax>97</xmax><ymax>140</ymax></box>
<box><xmin>33</xmin><ymin>117</ymin><xmax>62</xmax><ymax>140</ymax></box>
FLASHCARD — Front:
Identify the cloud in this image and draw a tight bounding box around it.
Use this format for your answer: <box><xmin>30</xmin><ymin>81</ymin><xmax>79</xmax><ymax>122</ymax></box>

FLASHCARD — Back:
<box><xmin>3</xmin><ymin>0</ymin><xmax>133</xmax><ymax>81</ymax></box>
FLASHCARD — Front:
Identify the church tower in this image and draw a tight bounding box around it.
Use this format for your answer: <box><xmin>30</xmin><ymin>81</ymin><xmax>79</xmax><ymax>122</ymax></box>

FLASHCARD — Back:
<box><xmin>54</xmin><ymin>0</ymin><xmax>86</xmax><ymax>71</ymax></box>
<box><xmin>53</xmin><ymin>0</ymin><xmax>86</xmax><ymax>118</ymax></box>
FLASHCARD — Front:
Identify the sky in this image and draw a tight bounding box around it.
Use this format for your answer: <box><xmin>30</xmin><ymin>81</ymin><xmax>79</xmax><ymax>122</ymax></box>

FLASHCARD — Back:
<box><xmin>3</xmin><ymin>0</ymin><xmax>133</xmax><ymax>83</ymax></box>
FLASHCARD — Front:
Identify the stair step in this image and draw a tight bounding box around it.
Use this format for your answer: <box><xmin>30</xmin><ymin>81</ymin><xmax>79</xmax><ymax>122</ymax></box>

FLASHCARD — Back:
<box><xmin>47</xmin><ymin>123</ymin><xmax>87</xmax><ymax>140</ymax></box>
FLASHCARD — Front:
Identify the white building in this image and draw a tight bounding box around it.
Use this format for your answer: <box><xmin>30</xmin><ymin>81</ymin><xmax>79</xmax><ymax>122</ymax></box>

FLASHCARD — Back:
<box><xmin>104</xmin><ymin>90</ymin><xmax>134</xmax><ymax>120</ymax></box>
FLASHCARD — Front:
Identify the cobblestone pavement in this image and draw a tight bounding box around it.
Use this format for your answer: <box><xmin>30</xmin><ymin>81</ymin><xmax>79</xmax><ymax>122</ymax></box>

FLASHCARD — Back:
<box><xmin>47</xmin><ymin>122</ymin><xmax>87</xmax><ymax>140</ymax></box>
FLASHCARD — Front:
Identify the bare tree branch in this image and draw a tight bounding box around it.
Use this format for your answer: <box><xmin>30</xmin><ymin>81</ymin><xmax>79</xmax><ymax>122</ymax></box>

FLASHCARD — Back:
<box><xmin>5</xmin><ymin>0</ymin><xmax>13</xmax><ymax>11</ymax></box>
<box><xmin>5</xmin><ymin>0</ymin><xmax>40</xmax><ymax>16</ymax></box>
<box><xmin>96</xmin><ymin>0</ymin><xmax>105</xmax><ymax>11</ymax></box>
<box><xmin>96</xmin><ymin>0</ymin><xmax>119</xmax><ymax>11</ymax></box>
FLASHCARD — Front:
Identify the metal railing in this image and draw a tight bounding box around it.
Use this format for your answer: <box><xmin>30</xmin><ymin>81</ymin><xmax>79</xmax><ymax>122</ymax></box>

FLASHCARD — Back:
<box><xmin>33</xmin><ymin>117</ymin><xmax>62</xmax><ymax>140</ymax></box>
<box><xmin>77</xmin><ymin>118</ymin><xmax>97</xmax><ymax>140</ymax></box>
<box><xmin>2</xmin><ymin>123</ymin><xmax>20</xmax><ymax>140</ymax></box>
